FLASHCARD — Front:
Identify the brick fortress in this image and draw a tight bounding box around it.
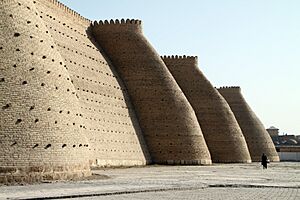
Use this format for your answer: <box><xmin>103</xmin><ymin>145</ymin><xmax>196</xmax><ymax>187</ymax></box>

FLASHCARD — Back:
<box><xmin>0</xmin><ymin>0</ymin><xmax>279</xmax><ymax>184</ymax></box>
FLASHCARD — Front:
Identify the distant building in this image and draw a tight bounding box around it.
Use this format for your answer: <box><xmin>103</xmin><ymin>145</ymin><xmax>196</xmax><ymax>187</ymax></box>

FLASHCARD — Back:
<box><xmin>267</xmin><ymin>126</ymin><xmax>279</xmax><ymax>137</ymax></box>
<box><xmin>268</xmin><ymin>126</ymin><xmax>300</xmax><ymax>161</ymax></box>
<box><xmin>276</xmin><ymin>146</ymin><xmax>300</xmax><ymax>161</ymax></box>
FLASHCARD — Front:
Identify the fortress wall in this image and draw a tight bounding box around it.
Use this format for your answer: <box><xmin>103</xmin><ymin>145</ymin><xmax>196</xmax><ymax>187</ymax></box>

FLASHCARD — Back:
<box><xmin>92</xmin><ymin>20</ymin><xmax>211</xmax><ymax>165</ymax></box>
<box><xmin>162</xmin><ymin>56</ymin><xmax>251</xmax><ymax>163</ymax></box>
<box><xmin>0</xmin><ymin>0</ymin><xmax>91</xmax><ymax>184</ymax></box>
<box><xmin>35</xmin><ymin>0</ymin><xmax>151</xmax><ymax>166</ymax></box>
<box><xmin>218</xmin><ymin>87</ymin><xmax>279</xmax><ymax>161</ymax></box>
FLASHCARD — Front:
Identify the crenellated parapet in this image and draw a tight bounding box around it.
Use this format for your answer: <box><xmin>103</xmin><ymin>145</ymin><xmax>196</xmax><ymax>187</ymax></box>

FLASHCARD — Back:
<box><xmin>92</xmin><ymin>19</ymin><xmax>143</xmax><ymax>33</ymax></box>
<box><xmin>161</xmin><ymin>55</ymin><xmax>198</xmax><ymax>60</ymax></box>
<box><xmin>218</xmin><ymin>86</ymin><xmax>241</xmax><ymax>92</ymax></box>
<box><xmin>218</xmin><ymin>86</ymin><xmax>241</xmax><ymax>89</ymax></box>
<box><xmin>94</xmin><ymin>19</ymin><xmax>142</xmax><ymax>25</ymax></box>
<box><xmin>161</xmin><ymin>55</ymin><xmax>199</xmax><ymax>67</ymax></box>
<box><xmin>218</xmin><ymin>86</ymin><xmax>242</xmax><ymax>94</ymax></box>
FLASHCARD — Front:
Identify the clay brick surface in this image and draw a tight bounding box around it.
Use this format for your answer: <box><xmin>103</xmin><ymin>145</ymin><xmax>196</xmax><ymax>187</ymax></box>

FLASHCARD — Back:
<box><xmin>218</xmin><ymin>87</ymin><xmax>279</xmax><ymax>161</ymax></box>
<box><xmin>0</xmin><ymin>0</ymin><xmax>91</xmax><ymax>183</ymax></box>
<box><xmin>92</xmin><ymin>20</ymin><xmax>211</xmax><ymax>165</ymax></box>
<box><xmin>35</xmin><ymin>0</ymin><xmax>151</xmax><ymax>167</ymax></box>
<box><xmin>163</xmin><ymin>56</ymin><xmax>251</xmax><ymax>163</ymax></box>
<box><xmin>1</xmin><ymin>0</ymin><xmax>278</xmax><ymax>185</ymax></box>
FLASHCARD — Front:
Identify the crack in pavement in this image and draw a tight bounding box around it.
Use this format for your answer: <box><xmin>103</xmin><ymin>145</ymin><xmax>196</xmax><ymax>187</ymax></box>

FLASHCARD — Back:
<box><xmin>11</xmin><ymin>187</ymin><xmax>205</xmax><ymax>200</ymax></box>
<box><xmin>208</xmin><ymin>184</ymin><xmax>300</xmax><ymax>189</ymax></box>
<box><xmin>10</xmin><ymin>184</ymin><xmax>299</xmax><ymax>200</ymax></box>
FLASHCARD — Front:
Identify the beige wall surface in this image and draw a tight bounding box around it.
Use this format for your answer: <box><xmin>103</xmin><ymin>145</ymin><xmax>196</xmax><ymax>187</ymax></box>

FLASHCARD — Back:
<box><xmin>1</xmin><ymin>0</ymin><xmax>279</xmax><ymax>185</ymax></box>
<box><xmin>0</xmin><ymin>0</ymin><xmax>91</xmax><ymax>184</ymax></box>
<box><xmin>92</xmin><ymin>20</ymin><xmax>211</xmax><ymax>165</ymax></box>
<box><xmin>163</xmin><ymin>56</ymin><xmax>251</xmax><ymax>163</ymax></box>
<box><xmin>218</xmin><ymin>87</ymin><xmax>279</xmax><ymax>162</ymax></box>
<box><xmin>35</xmin><ymin>0</ymin><xmax>151</xmax><ymax>167</ymax></box>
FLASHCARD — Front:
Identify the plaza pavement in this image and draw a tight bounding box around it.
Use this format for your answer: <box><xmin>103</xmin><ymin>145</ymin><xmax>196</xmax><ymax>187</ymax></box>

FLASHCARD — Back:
<box><xmin>0</xmin><ymin>162</ymin><xmax>299</xmax><ymax>200</ymax></box>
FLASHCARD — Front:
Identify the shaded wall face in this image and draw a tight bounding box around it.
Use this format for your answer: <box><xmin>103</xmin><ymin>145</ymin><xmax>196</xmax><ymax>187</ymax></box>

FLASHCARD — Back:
<box><xmin>92</xmin><ymin>22</ymin><xmax>211</xmax><ymax>165</ymax></box>
<box><xmin>35</xmin><ymin>0</ymin><xmax>151</xmax><ymax>166</ymax></box>
<box><xmin>163</xmin><ymin>57</ymin><xmax>251</xmax><ymax>163</ymax></box>
<box><xmin>218</xmin><ymin>87</ymin><xmax>279</xmax><ymax>162</ymax></box>
<box><xmin>0</xmin><ymin>0</ymin><xmax>90</xmax><ymax>184</ymax></box>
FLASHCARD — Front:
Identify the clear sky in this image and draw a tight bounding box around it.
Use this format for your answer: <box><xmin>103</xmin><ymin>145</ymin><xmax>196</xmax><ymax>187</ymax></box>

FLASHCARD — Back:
<box><xmin>60</xmin><ymin>0</ymin><xmax>300</xmax><ymax>135</ymax></box>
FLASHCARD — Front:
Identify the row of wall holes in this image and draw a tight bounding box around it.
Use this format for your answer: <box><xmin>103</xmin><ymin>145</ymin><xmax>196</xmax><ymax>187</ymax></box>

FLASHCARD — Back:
<box><xmin>73</xmin><ymin>74</ymin><xmax>124</xmax><ymax>92</ymax></box>
<box><xmin>42</xmin><ymin>17</ymin><xmax>100</xmax><ymax>55</ymax></box>
<box><xmin>21</xmin><ymin>80</ymin><xmax>73</xmax><ymax>93</ymax></box>
<box><xmin>15</xmin><ymin>2</ymin><xmax>40</xmax><ymax>27</ymax></box>
<box><xmin>2</xmin><ymin>104</ymin><xmax>82</xmax><ymax>117</ymax></box>
<box><xmin>94</xmin><ymin>149</ymin><xmax>141</xmax><ymax>153</ymax></box>
<box><xmin>40</xmin><ymin>10</ymin><xmax>90</xmax><ymax>39</ymax></box>
<box><xmin>15</xmin><ymin>118</ymin><xmax>38</xmax><ymax>124</ymax></box>
<box><xmin>84</xmin><ymin>97</ymin><xmax>129</xmax><ymax>110</ymax></box>
<box><xmin>47</xmin><ymin>25</ymin><xmax>98</xmax><ymax>54</ymax></box>
<box><xmin>94</xmin><ymin>140</ymin><xmax>138</xmax><ymax>144</ymax></box>
<box><xmin>77</xmin><ymin>86</ymin><xmax>125</xmax><ymax>101</ymax></box>
<box><xmin>57</xmin><ymin>43</ymin><xmax>103</xmax><ymax>62</ymax></box>
<box><xmin>85</xmin><ymin>117</ymin><xmax>131</xmax><ymax>126</ymax></box>
<box><xmin>89</xmin><ymin>129</ymin><xmax>136</xmax><ymax>135</ymax></box>
<box><xmin>82</xmin><ymin>107</ymin><xmax>130</xmax><ymax>118</ymax></box>
<box><xmin>12</xmin><ymin>33</ymin><xmax>63</xmax><ymax>69</ymax></box>
<box><xmin>57</xmin><ymin>43</ymin><xmax>106</xmax><ymax>65</ymax></box>
<box><xmin>10</xmin><ymin>142</ymin><xmax>88</xmax><ymax>149</ymax></box>
<box><xmin>67</xmin><ymin>60</ymin><xmax>116</xmax><ymax>78</ymax></box>
<box><xmin>12</xmin><ymin>32</ymin><xmax>53</xmax><ymax>47</ymax></box>
<box><xmin>15</xmin><ymin>118</ymin><xmax>84</xmax><ymax>128</ymax></box>
<box><xmin>1</xmin><ymin>105</ymin><xmax>83</xmax><ymax>126</ymax></box>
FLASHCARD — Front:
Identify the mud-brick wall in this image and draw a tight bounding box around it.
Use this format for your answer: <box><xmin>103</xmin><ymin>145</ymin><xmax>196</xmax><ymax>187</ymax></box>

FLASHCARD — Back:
<box><xmin>218</xmin><ymin>87</ymin><xmax>279</xmax><ymax>162</ymax></box>
<box><xmin>92</xmin><ymin>20</ymin><xmax>211</xmax><ymax>165</ymax></box>
<box><xmin>0</xmin><ymin>0</ymin><xmax>90</xmax><ymax>184</ymax></box>
<box><xmin>35</xmin><ymin>0</ymin><xmax>151</xmax><ymax>166</ymax></box>
<box><xmin>163</xmin><ymin>56</ymin><xmax>251</xmax><ymax>163</ymax></box>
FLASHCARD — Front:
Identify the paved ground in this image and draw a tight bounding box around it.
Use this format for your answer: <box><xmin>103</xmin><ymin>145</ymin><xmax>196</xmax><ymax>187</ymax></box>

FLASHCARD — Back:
<box><xmin>0</xmin><ymin>162</ymin><xmax>299</xmax><ymax>200</ymax></box>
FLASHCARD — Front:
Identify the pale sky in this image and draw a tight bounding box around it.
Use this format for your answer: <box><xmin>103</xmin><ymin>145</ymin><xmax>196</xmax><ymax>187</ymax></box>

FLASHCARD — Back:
<box><xmin>60</xmin><ymin>0</ymin><xmax>300</xmax><ymax>135</ymax></box>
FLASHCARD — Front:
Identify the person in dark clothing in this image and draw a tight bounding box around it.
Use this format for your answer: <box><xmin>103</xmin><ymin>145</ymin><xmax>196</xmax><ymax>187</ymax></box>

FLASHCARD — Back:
<box><xmin>261</xmin><ymin>153</ymin><xmax>268</xmax><ymax>169</ymax></box>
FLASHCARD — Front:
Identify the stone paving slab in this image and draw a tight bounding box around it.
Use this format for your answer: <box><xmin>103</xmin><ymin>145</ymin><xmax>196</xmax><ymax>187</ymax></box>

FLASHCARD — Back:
<box><xmin>67</xmin><ymin>188</ymin><xmax>300</xmax><ymax>200</ymax></box>
<box><xmin>0</xmin><ymin>162</ymin><xmax>299</xmax><ymax>200</ymax></box>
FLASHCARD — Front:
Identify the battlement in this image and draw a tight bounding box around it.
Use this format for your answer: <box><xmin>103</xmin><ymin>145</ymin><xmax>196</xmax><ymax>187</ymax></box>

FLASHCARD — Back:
<box><xmin>161</xmin><ymin>55</ymin><xmax>198</xmax><ymax>60</ymax></box>
<box><xmin>218</xmin><ymin>86</ymin><xmax>241</xmax><ymax>90</ymax></box>
<box><xmin>37</xmin><ymin>0</ymin><xmax>91</xmax><ymax>24</ymax></box>
<box><xmin>92</xmin><ymin>19</ymin><xmax>143</xmax><ymax>33</ymax></box>
<box><xmin>94</xmin><ymin>19</ymin><xmax>142</xmax><ymax>26</ymax></box>
<box><xmin>161</xmin><ymin>55</ymin><xmax>199</xmax><ymax>66</ymax></box>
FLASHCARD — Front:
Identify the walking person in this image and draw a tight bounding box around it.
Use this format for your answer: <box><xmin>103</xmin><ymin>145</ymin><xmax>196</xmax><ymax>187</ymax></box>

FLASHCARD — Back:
<box><xmin>261</xmin><ymin>153</ymin><xmax>268</xmax><ymax>169</ymax></box>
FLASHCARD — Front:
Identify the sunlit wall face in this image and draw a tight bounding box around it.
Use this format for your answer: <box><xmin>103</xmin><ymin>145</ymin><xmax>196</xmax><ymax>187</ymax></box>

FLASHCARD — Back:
<box><xmin>60</xmin><ymin>0</ymin><xmax>300</xmax><ymax>135</ymax></box>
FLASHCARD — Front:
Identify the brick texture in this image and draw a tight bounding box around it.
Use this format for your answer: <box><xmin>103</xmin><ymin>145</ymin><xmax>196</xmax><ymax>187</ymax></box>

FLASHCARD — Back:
<box><xmin>1</xmin><ymin>0</ymin><xmax>278</xmax><ymax>185</ymax></box>
<box><xmin>218</xmin><ymin>87</ymin><xmax>279</xmax><ymax>161</ymax></box>
<box><xmin>35</xmin><ymin>0</ymin><xmax>151</xmax><ymax>167</ymax></box>
<box><xmin>92</xmin><ymin>20</ymin><xmax>211</xmax><ymax>165</ymax></box>
<box><xmin>0</xmin><ymin>0</ymin><xmax>91</xmax><ymax>184</ymax></box>
<box><xmin>162</xmin><ymin>56</ymin><xmax>251</xmax><ymax>163</ymax></box>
